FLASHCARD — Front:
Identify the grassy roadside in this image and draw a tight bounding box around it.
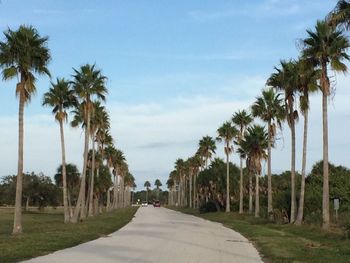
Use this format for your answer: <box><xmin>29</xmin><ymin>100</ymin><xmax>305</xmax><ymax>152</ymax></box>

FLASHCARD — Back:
<box><xmin>0</xmin><ymin>207</ymin><xmax>138</xmax><ymax>263</ymax></box>
<box><xmin>170</xmin><ymin>207</ymin><xmax>350</xmax><ymax>263</ymax></box>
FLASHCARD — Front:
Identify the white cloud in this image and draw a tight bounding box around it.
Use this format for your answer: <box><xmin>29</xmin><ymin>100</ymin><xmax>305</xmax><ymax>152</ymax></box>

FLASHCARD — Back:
<box><xmin>1</xmin><ymin>72</ymin><xmax>350</xmax><ymax>190</ymax></box>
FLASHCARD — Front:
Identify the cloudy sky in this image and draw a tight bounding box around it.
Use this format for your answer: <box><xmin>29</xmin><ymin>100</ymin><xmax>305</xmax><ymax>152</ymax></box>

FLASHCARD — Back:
<box><xmin>0</xmin><ymin>0</ymin><xmax>348</xmax><ymax>190</ymax></box>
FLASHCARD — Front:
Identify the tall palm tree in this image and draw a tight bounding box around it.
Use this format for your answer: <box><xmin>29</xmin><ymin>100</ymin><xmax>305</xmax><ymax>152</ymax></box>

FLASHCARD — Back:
<box><xmin>0</xmin><ymin>25</ymin><xmax>51</xmax><ymax>234</ymax></box>
<box><xmin>251</xmin><ymin>88</ymin><xmax>285</xmax><ymax>218</ymax></box>
<box><xmin>294</xmin><ymin>58</ymin><xmax>319</xmax><ymax>225</ymax></box>
<box><xmin>198</xmin><ymin>136</ymin><xmax>217</xmax><ymax>168</ymax></box>
<box><xmin>175</xmin><ymin>158</ymin><xmax>185</xmax><ymax>206</ymax></box>
<box><xmin>232</xmin><ymin>110</ymin><xmax>253</xmax><ymax>214</ymax></box>
<box><xmin>216</xmin><ymin>122</ymin><xmax>238</xmax><ymax>212</ymax></box>
<box><xmin>303</xmin><ymin>20</ymin><xmax>350</xmax><ymax>229</ymax></box>
<box><xmin>166</xmin><ymin>177</ymin><xmax>175</xmax><ymax>206</ymax></box>
<box><xmin>70</xmin><ymin>64</ymin><xmax>107</xmax><ymax>222</ymax></box>
<box><xmin>144</xmin><ymin>181</ymin><xmax>151</xmax><ymax>202</ymax></box>
<box><xmin>191</xmin><ymin>154</ymin><xmax>202</xmax><ymax>209</ymax></box>
<box><xmin>329</xmin><ymin>0</ymin><xmax>350</xmax><ymax>29</ymax></box>
<box><xmin>111</xmin><ymin>149</ymin><xmax>126</xmax><ymax>209</ymax></box>
<box><xmin>104</xmin><ymin>144</ymin><xmax>117</xmax><ymax>210</ymax></box>
<box><xmin>154</xmin><ymin>179</ymin><xmax>162</xmax><ymax>199</ymax></box>
<box><xmin>268</xmin><ymin>60</ymin><xmax>299</xmax><ymax>223</ymax></box>
<box><xmin>88</xmin><ymin>101</ymin><xmax>108</xmax><ymax>216</ymax></box>
<box><xmin>238</xmin><ymin>125</ymin><xmax>268</xmax><ymax>218</ymax></box>
<box><xmin>43</xmin><ymin>78</ymin><xmax>77</xmax><ymax>222</ymax></box>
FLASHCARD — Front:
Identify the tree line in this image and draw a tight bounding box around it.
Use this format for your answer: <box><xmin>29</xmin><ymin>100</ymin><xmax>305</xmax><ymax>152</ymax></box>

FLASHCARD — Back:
<box><xmin>166</xmin><ymin>1</ymin><xmax>350</xmax><ymax>230</ymax></box>
<box><xmin>0</xmin><ymin>26</ymin><xmax>135</xmax><ymax>235</ymax></box>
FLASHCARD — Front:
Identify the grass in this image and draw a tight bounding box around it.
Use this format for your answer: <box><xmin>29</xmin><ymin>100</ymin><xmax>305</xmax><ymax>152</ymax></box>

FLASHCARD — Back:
<box><xmin>0</xmin><ymin>207</ymin><xmax>138</xmax><ymax>263</ymax></box>
<box><xmin>171</xmin><ymin>207</ymin><xmax>350</xmax><ymax>263</ymax></box>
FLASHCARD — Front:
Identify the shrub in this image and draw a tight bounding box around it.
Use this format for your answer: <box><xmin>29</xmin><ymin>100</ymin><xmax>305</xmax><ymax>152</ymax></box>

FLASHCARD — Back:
<box><xmin>199</xmin><ymin>200</ymin><xmax>218</xmax><ymax>214</ymax></box>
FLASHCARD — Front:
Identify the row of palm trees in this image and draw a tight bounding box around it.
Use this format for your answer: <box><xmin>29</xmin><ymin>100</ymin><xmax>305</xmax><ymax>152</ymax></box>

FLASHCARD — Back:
<box><xmin>167</xmin><ymin>1</ymin><xmax>350</xmax><ymax>229</ymax></box>
<box><xmin>0</xmin><ymin>26</ymin><xmax>135</xmax><ymax>235</ymax></box>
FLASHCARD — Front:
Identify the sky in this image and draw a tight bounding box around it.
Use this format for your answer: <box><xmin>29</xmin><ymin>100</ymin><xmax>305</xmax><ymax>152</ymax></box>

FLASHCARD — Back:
<box><xmin>0</xmin><ymin>0</ymin><xmax>349</xmax><ymax>190</ymax></box>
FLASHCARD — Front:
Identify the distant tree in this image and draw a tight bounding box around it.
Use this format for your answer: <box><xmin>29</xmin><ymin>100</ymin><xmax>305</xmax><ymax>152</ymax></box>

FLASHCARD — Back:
<box><xmin>144</xmin><ymin>181</ymin><xmax>151</xmax><ymax>202</ymax></box>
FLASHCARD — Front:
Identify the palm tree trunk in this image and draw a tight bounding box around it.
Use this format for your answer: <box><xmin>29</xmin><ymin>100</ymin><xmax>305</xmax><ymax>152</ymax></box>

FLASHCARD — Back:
<box><xmin>267</xmin><ymin>123</ymin><xmax>273</xmax><ymax>217</ymax></box>
<box><xmin>88</xmin><ymin>138</ymin><xmax>96</xmax><ymax>217</ymax></box>
<box><xmin>295</xmin><ymin>109</ymin><xmax>308</xmax><ymax>225</ymax></box>
<box><xmin>322</xmin><ymin>92</ymin><xmax>330</xmax><ymax>229</ymax></box>
<box><xmin>113</xmin><ymin>175</ymin><xmax>118</xmax><ymax>209</ymax></box>
<box><xmin>107</xmin><ymin>189</ymin><xmax>110</xmax><ymax>211</ymax></box>
<box><xmin>72</xmin><ymin>108</ymin><xmax>90</xmax><ymax>222</ymax></box>
<box><xmin>26</xmin><ymin>197</ymin><xmax>29</xmax><ymax>211</ymax></box>
<box><xmin>290</xmin><ymin>106</ymin><xmax>296</xmax><ymax>223</ymax></box>
<box><xmin>255</xmin><ymin>173</ymin><xmax>259</xmax><ymax>218</ymax></box>
<box><xmin>59</xmin><ymin>120</ymin><xmax>69</xmax><ymax>223</ymax></box>
<box><xmin>177</xmin><ymin>180</ymin><xmax>180</xmax><ymax>206</ymax></box>
<box><xmin>239</xmin><ymin>158</ymin><xmax>244</xmax><ymax>214</ymax></box>
<box><xmin>193</xmin><ymin>172</ymin><xmax>197</xmax><ymax>208</ymax></box>
<box><xmin>67</xmin><ymin>189</ymin><xmax>73</xmax><ymax>218</ymax></box>
<box><xmin>226</xmin><ymin>149</ymin><xmax>230</xmax><ymax>213</ymax></box>
<box><xmin>189</xmin><ymin>173</ymin><xmax>192</xmax><ymax>208</ymax></box>
<box><xmin>13</xmin><ymin>91</ymin><xmax>25</xmax><ymax>234</ymax></box>
<box><xmin>249</xmin><ymin>172</ymin><xmax>253</xmax><ymax>214</ymax></box>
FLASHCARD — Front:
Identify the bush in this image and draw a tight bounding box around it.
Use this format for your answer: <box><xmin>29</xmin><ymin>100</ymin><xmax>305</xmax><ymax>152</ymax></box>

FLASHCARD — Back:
<box><xmin>199</xmin><ymin>200</ymin><xmax>218</xmax><ymax>214</ymax></box>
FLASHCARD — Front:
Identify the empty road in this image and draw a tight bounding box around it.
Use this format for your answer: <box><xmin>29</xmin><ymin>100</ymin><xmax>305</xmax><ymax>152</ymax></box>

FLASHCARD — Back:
<box><xmin>25</xmin><ymin>207</ymin><xmax>262</xmax><ymax>263</ymax></box>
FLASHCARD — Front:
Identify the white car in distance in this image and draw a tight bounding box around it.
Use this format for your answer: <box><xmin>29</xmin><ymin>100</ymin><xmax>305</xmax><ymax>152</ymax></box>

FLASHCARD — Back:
<box><xmin>141</xmin><ymin>201</ymin><xmax>148</xmax><ymax>207</ymax></box>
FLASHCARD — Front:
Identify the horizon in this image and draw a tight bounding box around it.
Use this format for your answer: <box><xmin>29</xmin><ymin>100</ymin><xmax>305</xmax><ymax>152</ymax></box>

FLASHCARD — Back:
<box><xmin>1</xmin><ymin>0</ymin><xmax>349</xmax><ymax>191</ymax></box>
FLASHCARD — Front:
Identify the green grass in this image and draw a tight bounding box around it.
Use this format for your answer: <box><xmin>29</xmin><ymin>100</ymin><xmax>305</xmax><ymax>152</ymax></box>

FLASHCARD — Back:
<box><xmin>171</xmin><ymin>207</ymin><xmax>350</xmax><ymax>263</ymax></box>
<box><xmin>0</xmin><ymin>207</ymin><xmax>138</xmax><ymax>263</ymax></box>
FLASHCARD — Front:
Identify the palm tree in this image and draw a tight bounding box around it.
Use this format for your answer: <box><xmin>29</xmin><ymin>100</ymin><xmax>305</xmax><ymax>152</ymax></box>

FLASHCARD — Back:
<box><xmin>329</xmin><ymin>1</ymin><xmax>350</xmax><ymax>29</ymax></box>
<box><xmin>154</xmin><ymin>179</ymin><xmax>162</xmax><ymax>199</ymax></box>
<box><xmin>0</xmin><ymin>25</ymin><xmax>51</xmax><ymax>234</ymax></box>
<box><xmin>216</xmin><ymin>122</ymin><xmax>238</xmax><ymax>212</ymax></box>
<box><xmin>175</xmin><ymin>159</ymin><xmax>185</xmax><ymax>206</ymax></box>
<box><xmin>198</xmin><ymin>136</ymin><xmax>217</xmax><ymax>168</ymax></box>
<box><xmin>111</xmin><ymin>149</ymin><xmax>126</xmax><ymax>209</ymax></box>
<box><xmin>70</xmin><ymin>64</ymin><xmax>107</xmax><ymax>222</ymax></box>
<box><xmin>166</xmin><ymin>177</ymin><xmax>175</xmax><ymax>205</ymax></box>
<box><xmin>294</xmin><ymin>58</ymin><xmax>319</xmax><ymax>225</ymax></box>
<box><xmin>238</xmin><ymin>125</ymin><xmax>268</xmax><ymax>218</ymax></box>
<box><xmin>251</xmin><ymin>88</ymin><xmax>285</xmax><ymax>218</ymax></box>
<box><xmin>154</xmin><ymin>179</ymin><xmax>162</xmax><ymax>189</ymax></box>
<box><xmin>88</xmin><ymin>101</ymin><xmax>108</xmax><ymax>216</ymax></box>
<box><xmin>43</xmin><ymin>78</ymin><xmax>77</xmax><ymax>222</ymax></box>
<box><xmin>303</xmin><ymin>20</ymin><xmax>350</xmax><ymax>229</ymax></box>
<box><xmin>144</xmin><ymin>181</ymin><xmax>151</xmax><ymax>202</ymax></box>
<box><xmin>232</xmin><ymin>110</ymin><xmax>253</xmax><ymax>214</ymax></box>
<box><xmin>268</xmin><ymin>60</ymin><xmax>299</xmax><ymax>223</ymax></box>
<box><xmin>104</xmin><ymin>144</ymin><xmax>116</xmax><ymax>210</ymax></box>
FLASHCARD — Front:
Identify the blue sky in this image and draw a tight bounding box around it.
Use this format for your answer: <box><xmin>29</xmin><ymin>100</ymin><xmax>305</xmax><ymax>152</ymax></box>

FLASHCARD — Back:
<box><xmin>1</xmin><ymin>0</ymin><xmax>349</xmax><ymax>190</ymax></box>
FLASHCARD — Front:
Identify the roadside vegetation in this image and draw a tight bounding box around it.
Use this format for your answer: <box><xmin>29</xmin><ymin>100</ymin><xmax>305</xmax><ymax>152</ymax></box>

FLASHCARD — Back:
<box><xmin>171</xmin><ymin>207</ymin><xmax>350</xmax><ymax>263</ymax></box>
<box><xmin>166</xmin><ymin>0</ymin><xmax>350</xmax><ymax>233</ymax></box>
<box><xmin>0</xmin><ymin>25</ymin><xmax>136</xmax><ymax>234</ymax></box>
<box><xmin>0</xmin><ymin>207</ymin><xmax>138</xmax><ymax>263</ymax></box>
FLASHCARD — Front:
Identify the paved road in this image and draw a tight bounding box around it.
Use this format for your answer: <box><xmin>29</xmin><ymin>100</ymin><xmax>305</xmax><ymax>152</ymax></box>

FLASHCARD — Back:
<box><xmin>25</xmin><ymin>207</ymin><xmax>262</xmax><ymax>263</ymax></box>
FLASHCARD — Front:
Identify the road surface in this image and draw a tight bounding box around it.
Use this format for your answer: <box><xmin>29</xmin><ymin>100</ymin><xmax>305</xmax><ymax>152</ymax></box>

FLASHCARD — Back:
<box><xmin>24</xmin><ymin>207</ymin><xmax>262</xmax><ymax>263</ymax></box>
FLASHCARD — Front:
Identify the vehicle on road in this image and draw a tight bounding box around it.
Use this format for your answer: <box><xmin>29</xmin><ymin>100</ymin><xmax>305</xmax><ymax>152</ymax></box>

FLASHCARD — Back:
<box><xmin>153</xmin><ymin>200</ymin><xmax>161</xmax><ymax>207</ymax></box>
<box><xmin>141</xmin><ymin>201</ymin><xmax>148</xmax><ymax>207</ymax></box>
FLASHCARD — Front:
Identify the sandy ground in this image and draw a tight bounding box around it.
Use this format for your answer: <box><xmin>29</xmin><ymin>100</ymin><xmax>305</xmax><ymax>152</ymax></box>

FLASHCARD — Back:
<box><xmin>24</xmin><ymin>207</ymin><xmax>262</xmax><ymax>263</ymax></box>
